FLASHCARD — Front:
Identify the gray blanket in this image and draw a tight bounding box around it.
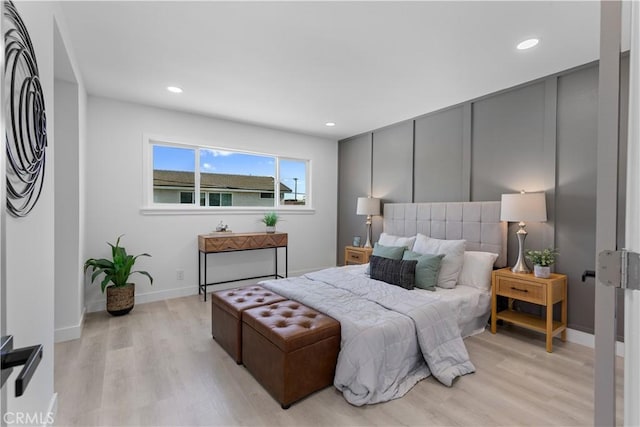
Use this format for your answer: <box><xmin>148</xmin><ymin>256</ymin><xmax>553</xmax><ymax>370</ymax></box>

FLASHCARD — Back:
<box><xmin>259</xmin><ymin>266</ymin><xmax>475</xmax><ymax>405</ymax></box>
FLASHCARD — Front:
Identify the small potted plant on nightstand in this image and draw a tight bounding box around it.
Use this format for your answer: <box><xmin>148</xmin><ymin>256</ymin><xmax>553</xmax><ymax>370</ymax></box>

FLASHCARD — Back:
<box><xmin>84</xmin><ymin>235</ymin><xmax>153</xmax><ymax>316</ymax></box>
<box><xmin>261</xmin><ymin>212</ymin><xmax>279</xmax><ymax>233</ymax></box>
<box><xmin>525</xmin><ymin>247</ymin><xmax>559</xmax><ymax>278</ymax></box>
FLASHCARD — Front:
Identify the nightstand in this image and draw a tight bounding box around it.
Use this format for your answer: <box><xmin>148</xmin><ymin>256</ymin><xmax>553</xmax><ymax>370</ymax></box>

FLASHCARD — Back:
<box><xmin>491</xmin><ymin>268</ymin><xmax>567</xmax><ymax>352</ymax></box>
<box><xmin>344</xmin><ymin>246</ymin><xmax>373</xmax><ymax>265</ymax></box>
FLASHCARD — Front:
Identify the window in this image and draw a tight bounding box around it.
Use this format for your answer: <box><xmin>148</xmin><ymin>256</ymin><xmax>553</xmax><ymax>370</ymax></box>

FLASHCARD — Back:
<box><xmin>149</xmin><ymin>140</ymin><xmax>310</xmax><ymax>209</ymax></box>
<box><xmin>204</xmin><ymin>192</ymin><xmax>232</xmax><ymax>207</ymax></box>
<box><xmin>179</xmin><ymin>192</ymin><xmax>194</xmax><ymax>204</ymax></box>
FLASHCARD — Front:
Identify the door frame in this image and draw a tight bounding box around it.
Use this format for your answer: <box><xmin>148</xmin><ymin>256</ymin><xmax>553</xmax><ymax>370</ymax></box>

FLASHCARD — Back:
<box><xmin>1</xmin><ymin>0</ymin><xmax>8</xmax><ymax>422</ymax></box>
<box><xmin>594</xmin><ymin>1</ymin><xmax>622</xmax><ymax>426</ymax></box>
<box><xmin>624</xmin><ymin>2</ymin><xmax>640</xmax><ymax>425</ymax></box>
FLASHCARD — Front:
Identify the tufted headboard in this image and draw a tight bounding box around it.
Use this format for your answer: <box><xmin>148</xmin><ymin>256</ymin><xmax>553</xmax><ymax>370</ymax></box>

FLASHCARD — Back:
<box><xmin>382</xmin><ymin>201</ymin><xmax>508</xmax><ymax>268</ymax></box>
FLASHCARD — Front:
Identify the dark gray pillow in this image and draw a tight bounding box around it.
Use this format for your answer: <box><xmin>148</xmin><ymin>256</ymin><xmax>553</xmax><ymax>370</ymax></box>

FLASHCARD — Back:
<box><xmin>369</xmin><ymin>255</ymin><xmax>417</xmax><ymax>290</ymax></box>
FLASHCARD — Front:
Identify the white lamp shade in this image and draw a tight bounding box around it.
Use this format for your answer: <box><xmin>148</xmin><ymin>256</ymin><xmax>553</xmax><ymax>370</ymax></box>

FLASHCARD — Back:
<box><xmin>500</xmin><ymin>192</ymin><xmax>547</xmax><ymax>222</ymax></box>
<box><xmin>356</xmin><ymin>197</ymin><xmax>380</xmax><ymax>216</ymax></box>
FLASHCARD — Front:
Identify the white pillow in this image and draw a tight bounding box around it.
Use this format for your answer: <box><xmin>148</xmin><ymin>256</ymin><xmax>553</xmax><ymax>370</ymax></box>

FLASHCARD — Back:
<box><xmin>378</xmin><ymin>233</ymin><xmax>416</xmax><ymax>251</ymax></box>
<box><xmin>413</xmin><ymin>234</ymin><xmax>465</xmax><ymax>289</ymax></box>
<box><xmin>458</xmin><ymin>251</ymin><xmax>499</xmax><ymax>292</ymax></box>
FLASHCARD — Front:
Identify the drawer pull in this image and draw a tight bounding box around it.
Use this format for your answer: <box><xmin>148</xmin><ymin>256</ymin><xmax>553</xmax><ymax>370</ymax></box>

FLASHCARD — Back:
<box><xmin>511</xmin><ymin>286</ymin><xmax>529</xmax><ymax>293</ymax></box>
<box><xmin>349</xmin><ymin>254</ymin><xmax>359</xmax><ymax>259</ymax></box>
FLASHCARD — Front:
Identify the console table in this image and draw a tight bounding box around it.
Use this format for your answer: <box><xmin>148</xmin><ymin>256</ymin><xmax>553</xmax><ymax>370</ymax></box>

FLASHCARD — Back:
<box><xmin>198</xmin><ymin>232</ymin><xmax>288</xmax><ymax>301</ymax></box>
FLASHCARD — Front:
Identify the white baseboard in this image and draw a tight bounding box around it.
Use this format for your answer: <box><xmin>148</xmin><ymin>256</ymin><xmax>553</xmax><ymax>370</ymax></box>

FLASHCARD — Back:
<box><xmin>45</xmin><ymin>393</ymin><xmax>58</xmax><ymax>427</ymax></box>
<box><xmin>85</xmin><ymin>267</ymin><xmax>328</xmax><ymax>313</ymax></box>
<box><xmin>566</xmin><ymin>327</ymin><xmax>625</xmax><ymax>357</ymax></box>
<box><xmin>54</xmin><ymin>308</ymin><xmax>85</xmax><ymax>343</ymax></box>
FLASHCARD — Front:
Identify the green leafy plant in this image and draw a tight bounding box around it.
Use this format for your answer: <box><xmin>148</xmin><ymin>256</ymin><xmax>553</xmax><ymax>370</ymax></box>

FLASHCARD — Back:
<box><xmin>525</xmin><ymin>247</ymin><xmax>559</xmax><ymax>267</ymax></box>
<box><xmin>261</xmin><ymin>212</ymin><xmax>279</xmax><ymax>227</ymax></box>
<box><xmin>84</xmin><ymin>235</ymin><xmax>153</xmax><ymax>293</ymax></box>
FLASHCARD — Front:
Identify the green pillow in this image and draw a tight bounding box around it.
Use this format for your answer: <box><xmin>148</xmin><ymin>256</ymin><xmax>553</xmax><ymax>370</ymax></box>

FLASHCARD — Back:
<box><xmin>402</xmin><ymin>250</ymin><xmax>445</xmax><ymax>291</ymax></box>
<box><xmin>372</xmin><ymin>243</ymin><xmax>406</xmax><ymax>260</ymax></box>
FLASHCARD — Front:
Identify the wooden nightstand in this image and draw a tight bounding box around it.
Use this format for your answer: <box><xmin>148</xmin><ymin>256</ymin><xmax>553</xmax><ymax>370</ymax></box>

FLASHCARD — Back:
<box><xmin>344</xmin><ymin>246</ymin><xmax>373</xmax><ymax>265</ymax></box>
<box><xmin>491</xmin><ymin>268</ymin><xmax>567</xmax><ymax>352</ymax></box>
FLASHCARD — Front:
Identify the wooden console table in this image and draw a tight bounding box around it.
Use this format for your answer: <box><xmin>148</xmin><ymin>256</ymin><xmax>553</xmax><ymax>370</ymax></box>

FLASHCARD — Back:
<box><xmin>198</xmin><ymin>232</ymin><xmax>288</xmax><ymax>301</ymax></box>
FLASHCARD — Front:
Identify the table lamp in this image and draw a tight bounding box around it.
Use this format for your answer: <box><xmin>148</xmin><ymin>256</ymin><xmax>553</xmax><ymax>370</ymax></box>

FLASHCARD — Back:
<box><xmin>356</xmin><ymin>197</ymin><xmax>380</xmax><ymax>248</ymax></box>
<box><xmin>500</xmin><ymin>191</ymin><xmax>547</xmax><ymax>273</ymax></box>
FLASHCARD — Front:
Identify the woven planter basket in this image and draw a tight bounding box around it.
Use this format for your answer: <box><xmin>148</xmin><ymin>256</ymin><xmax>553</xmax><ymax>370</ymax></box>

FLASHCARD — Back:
<box><xmin>106</xmin><ymin>283</ymin><xmax>135</xmax><ymax>316</ymax></box>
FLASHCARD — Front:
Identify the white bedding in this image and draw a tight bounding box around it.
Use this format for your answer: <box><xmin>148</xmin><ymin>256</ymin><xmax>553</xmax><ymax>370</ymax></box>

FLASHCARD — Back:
<box><xmin>348</xmin><ymin>264</ymin><xmax>492</xmax><ymax>337</ymax></box>
<box><xmin>259</xmin><ymin>265</ymin><xmax>479</xmax><ymax>406</ymax></box>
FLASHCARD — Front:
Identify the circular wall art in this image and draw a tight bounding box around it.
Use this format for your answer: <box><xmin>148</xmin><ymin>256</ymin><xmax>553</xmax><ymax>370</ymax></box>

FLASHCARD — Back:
<box><xmin>4</xmin><ymin>0</ymin><xmax>48</xmax><ymax>217</ymax></box>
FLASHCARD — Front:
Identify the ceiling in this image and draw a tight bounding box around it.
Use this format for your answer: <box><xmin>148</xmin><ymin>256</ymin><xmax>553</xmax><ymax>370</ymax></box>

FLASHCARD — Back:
<box><xmin>58</xmin><ymin>1</ymin><xmax>621</xmax><ymax>140</ymax></box>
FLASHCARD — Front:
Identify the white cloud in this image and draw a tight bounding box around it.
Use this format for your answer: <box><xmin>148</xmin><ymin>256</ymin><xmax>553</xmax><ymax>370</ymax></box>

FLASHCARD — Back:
<box><xmin>203</xmin><ymin>149</ymin><xmax>233</xmax><ymax>157</ymax></box>
<box><xmin>202</xmin><ymin>162</ymin><xmax>215</xmax><ymax>170</ymax></box>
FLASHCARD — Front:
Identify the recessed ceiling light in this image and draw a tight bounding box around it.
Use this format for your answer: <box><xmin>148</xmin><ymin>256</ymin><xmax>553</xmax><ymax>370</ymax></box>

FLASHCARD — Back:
<box><xmin>517</xmin><ymin>38</ymin><xmax>539</xmax><ymax>50</ymax></box>
<box><xmin>325</xmin><ymin>122</ymin><xmax>336</xmax><ymax>127</ymax></box>
<box><xmin>167</xmin><ymin>86</ymin><xmax>183</xmax><ymax>94</ymax></box>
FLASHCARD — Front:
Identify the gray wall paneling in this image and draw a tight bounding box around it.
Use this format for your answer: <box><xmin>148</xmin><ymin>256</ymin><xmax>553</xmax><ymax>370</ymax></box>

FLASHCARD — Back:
<box><xmin>336</xmin><ymin>59</ymin><xmax>628</xmax><ymax>335</ymax></box>
<box><xmin>471</xmin><ymin>81</ymin><xmax>552</xmax><ymax>266</ymax></box>
<box><xmin>555</xmin><ymin>65</ymin><xmax>598</xmax><ymax>333</ymax></box>
<box><xmin>414</xmin><ymin>106</ymin><xmax>465</xmax><ymax>202</ymax></box>
<box><xmin>371</xmin><ymin>122</ymin><xmax>414</xmax><ymax>241</ymax></box>
<box><xmin>337</xmin><ymin>133</ymin><xmax>372</xmax><ymax>265</ymax></box>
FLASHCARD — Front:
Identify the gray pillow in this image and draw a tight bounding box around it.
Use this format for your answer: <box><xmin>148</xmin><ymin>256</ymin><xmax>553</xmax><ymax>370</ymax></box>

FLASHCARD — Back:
<box><xmin>369</xmin><ymin>255</ymin><xmax>417</xmax><ymax>290</ymax></box>
<box><xmin>402</xmin><ymin>250</ymin><xmax>445</xmax><ymax>291</ymax></box>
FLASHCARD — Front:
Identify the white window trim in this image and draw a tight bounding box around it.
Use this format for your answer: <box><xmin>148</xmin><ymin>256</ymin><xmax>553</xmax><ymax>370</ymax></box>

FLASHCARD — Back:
<box><xmin>141</xmin><ymin>133</ymin><xmax>314</xmax><ymax>215</ymax></box>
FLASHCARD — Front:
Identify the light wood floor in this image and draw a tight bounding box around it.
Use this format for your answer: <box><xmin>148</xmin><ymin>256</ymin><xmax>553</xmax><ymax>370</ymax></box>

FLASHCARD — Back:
<box><xmin>54</xmin><ymin>295</ymin><xmax>624</xmax><ymax>426</ymax></box>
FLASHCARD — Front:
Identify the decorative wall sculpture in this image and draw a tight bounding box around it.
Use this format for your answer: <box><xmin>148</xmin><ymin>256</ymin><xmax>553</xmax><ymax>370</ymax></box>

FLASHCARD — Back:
<box><xmin>4</xmin><ymin>0</ymin><xmax>47</xmax><ymax>217</ymax></box>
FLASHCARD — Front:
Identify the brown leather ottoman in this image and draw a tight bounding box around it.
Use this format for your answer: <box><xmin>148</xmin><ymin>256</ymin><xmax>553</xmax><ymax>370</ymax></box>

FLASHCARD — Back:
<box><xmin>242</xmin><ymin>300</ymin><xmax>340</xmax><ymax>409</ymax></box>
<box><xmin>211</xmin><ymin>285</ymin><xmax>286</xmax><ymax>364</ymax></box>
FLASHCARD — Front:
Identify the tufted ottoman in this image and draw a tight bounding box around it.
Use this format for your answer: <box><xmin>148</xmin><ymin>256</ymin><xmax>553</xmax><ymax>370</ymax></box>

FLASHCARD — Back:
<box><xmin>242</xmin><ymin>300</ymin><xmax>340</xmax><ymax>409</ymax></box>
<box><xmin>211</xmin><ymin>285</ymin><xmax>286</xmax><ymax>364</ymax></box>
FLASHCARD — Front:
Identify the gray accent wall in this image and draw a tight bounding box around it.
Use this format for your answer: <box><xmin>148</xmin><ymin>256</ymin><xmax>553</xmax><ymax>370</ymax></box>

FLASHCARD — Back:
<box><xmin>555</xmin><ymin>65</ymin><xmax>598</xmax><ymax>333</ymax></box>
<box><xmin>338</xmin><ymin>58</ymin><xmax>629</xmax><ymax>335</ymax></box>
<box><xmin>414</xmin><ymin>106</ymin><xmax>466</xmax><ymax>202</ymax></box>
<box><xmin>371</xmin><ymin>122</ymin><xmax>414</xmax><ymax>239</ymax></box>
<box><xmin>337</xmin><ymin>133</ymin><xmax>372</xmax><ymax>265</ymax></box>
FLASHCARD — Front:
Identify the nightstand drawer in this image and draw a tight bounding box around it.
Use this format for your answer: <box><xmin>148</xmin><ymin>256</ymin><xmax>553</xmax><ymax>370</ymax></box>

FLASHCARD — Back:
<box><xmin>496</xmin><ymin>278</ymin><xmax>545</xmax><ymax>304</ymax></box>
<box><xmin>344</xmin><ymin>246</ymin><xmax>372</xmax><ymax>265</ymax></box>
<box><xmin>346</xmin><ymin>250</ymin><xmax>366</xmax><ymax>263</ymax></box>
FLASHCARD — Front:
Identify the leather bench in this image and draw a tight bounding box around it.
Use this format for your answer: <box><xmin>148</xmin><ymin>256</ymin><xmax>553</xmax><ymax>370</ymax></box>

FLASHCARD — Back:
<box><xmin>242</xmin><ymin>300</ymin><xmax>340</xmax><ymax>409</ymax></box>
<box><xmin>211</xmin><ymin>285</ymin><xmax>286</xmax><ymax>364</ymax></box>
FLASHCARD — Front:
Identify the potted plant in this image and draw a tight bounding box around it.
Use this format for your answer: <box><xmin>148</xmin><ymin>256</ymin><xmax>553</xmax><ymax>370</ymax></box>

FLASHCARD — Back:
<box><xmin>525</xmin><ymin>247</ymin><xmax>559</xmax><ymax>278</ymax></box>
<box><xmin>261</xmin><ymin>212</ymin><xmax>279</xmax><ymax>233</ymax></box>
<box><xmin>84</xmin><ymin>235</ymin><xmax>153</xmax><ymax>316</ymax></box>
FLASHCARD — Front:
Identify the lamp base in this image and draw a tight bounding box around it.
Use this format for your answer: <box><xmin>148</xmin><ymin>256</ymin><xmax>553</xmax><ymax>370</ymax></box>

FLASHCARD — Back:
<box><xmin>364</xmin><ymin>216</ymin><xmax>373</xmax><ymax>248</ymax></box>
<box><xmin>511</xmin><ymin>223</ymin><xmax>530</xmax><ymax>274</ymax></box>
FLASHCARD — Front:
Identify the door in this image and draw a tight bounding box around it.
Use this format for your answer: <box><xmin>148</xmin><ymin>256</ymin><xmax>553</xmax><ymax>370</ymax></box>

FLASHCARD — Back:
<box><xmin>594</xmin><ymin>1</ymin><xmax>640</xmax><ymax>426</ymax></box>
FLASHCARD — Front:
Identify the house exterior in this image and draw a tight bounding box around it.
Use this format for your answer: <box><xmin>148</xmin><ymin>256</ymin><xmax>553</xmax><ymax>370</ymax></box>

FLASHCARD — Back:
<box><xmin>153</xmin><ymin>170</ymin><xmax>293</xmax><ymax>207</ymax></box>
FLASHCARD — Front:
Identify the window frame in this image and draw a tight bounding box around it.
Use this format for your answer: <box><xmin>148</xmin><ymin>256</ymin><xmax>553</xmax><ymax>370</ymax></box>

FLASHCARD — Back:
<box><xmin>142</xmin><ymin>134</ymin><xmax>313</xmax><ymax>214</ymax></box>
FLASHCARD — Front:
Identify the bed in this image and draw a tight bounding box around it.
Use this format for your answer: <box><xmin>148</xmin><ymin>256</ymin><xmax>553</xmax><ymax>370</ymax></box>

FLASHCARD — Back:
<box><xmin>259</xmin><ymin>201</ymin><xmax>507</xmax><ymax>406</ymax></box>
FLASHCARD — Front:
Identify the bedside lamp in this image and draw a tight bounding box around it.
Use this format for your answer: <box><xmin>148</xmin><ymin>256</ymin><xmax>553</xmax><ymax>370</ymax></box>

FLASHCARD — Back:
<box><xmin>500</xmin><ymin>191</ymin><xmax>547</xmax><ymax>273</ymax></box>
<box><xmin>356</xmin><ymin>197</ymin><xmax>380</xmax><ymax>248</ymax></box>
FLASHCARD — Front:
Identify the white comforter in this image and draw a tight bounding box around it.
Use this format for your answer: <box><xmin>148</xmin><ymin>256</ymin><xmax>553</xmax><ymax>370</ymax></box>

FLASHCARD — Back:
<box><xmin>259</xmin><ymin>266</ymin><xmax>475</xmax><ymax>406</ymax></box>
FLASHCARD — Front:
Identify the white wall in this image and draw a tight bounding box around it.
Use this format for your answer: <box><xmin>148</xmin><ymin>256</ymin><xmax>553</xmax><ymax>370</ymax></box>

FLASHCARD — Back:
<box><xmin>53</xmin><ymin>9</ymin><xmax>88</xmax><ymax>343</ymax></box>
<box><xmin>54</xmin><ymin>79</ymin><xmax>79</xmax><ymax>340</ymax></box>
<box><xmin>5</xmin><ymin>1</ymin><xmax>56</xmax><ymax>419</ymax></box>
<box><xmin>85</xmin><ymin>97</ymin><xmax>338</xmax><ymax>311</ymax></box>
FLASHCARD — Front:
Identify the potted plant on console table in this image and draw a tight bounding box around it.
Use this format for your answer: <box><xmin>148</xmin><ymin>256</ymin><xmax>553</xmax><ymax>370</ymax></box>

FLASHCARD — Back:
<box><xmin>84</xmin><ymin>235</ymin><xmax>153</xmax><ymax>316</ymax></box>
<box><xmin>261</xmin><ymin>212</ymin><xmax>279</xmax><ymax>233</ymax></box>
<box><xmin>525</xmin><ymin>247</ymin><xmax>559</xmax><ymax>279</ymax></box>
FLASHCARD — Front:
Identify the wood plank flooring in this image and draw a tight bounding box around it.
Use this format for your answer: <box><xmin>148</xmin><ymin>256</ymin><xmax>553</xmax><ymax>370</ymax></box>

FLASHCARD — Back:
<box><xmin>54</xmin><ymin>295</ymin><xmax>624</xmax><ymax>426</ymax></box>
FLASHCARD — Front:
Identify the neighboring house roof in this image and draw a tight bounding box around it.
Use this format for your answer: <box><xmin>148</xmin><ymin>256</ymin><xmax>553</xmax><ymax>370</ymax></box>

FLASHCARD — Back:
<box><xmin>153</xmin><ymin>170</ymin><xmax>292</xmax><ymax>193</ymax></box>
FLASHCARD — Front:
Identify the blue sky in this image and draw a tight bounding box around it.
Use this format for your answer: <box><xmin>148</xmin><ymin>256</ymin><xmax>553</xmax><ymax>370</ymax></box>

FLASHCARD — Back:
<box><xmin>153</xmin><ymin>145</ymin><xmax>306</xmax><ymax>195</ymax></box>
